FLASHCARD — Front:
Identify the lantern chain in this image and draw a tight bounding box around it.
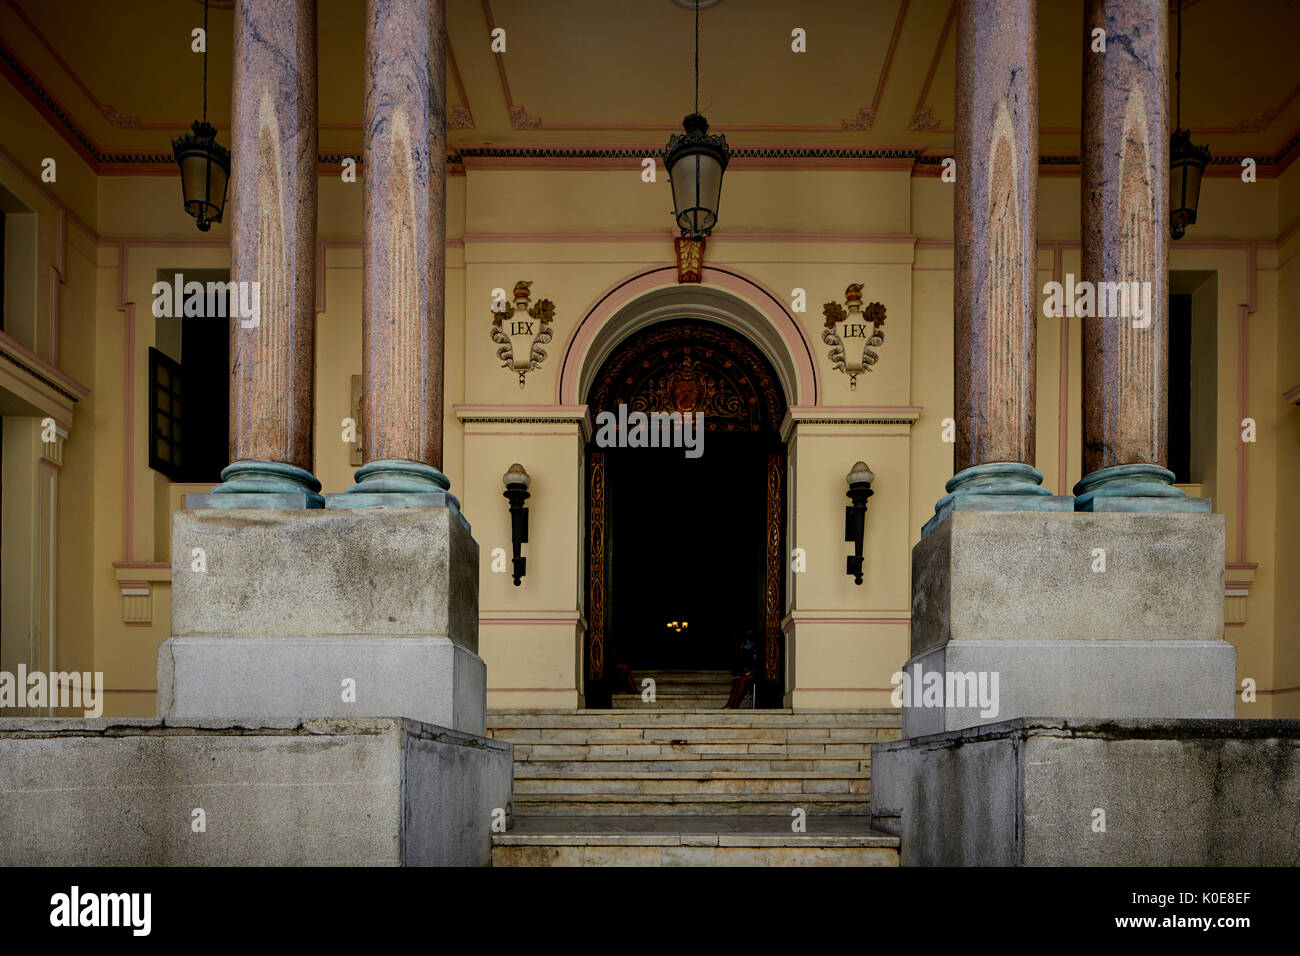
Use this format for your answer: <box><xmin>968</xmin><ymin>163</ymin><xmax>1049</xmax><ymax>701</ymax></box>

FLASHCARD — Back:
<box><xmin>202</xmin><ymin>0</ymin><xmax>209</xmax><ymax>124</ymax></box>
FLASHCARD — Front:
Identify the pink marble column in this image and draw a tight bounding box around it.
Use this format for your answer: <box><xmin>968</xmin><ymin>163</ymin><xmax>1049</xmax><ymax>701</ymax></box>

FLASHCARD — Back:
<box><xmin>342</xmin><ymin>0</ymin><xmax>451</xmax><ymax>501</ymax></box>
<box><xmin>1076</xmin><ymin>0</ymin><xmax>1194</xmax><ymax>510</ymax></box>
<box><xmin>953</xmin><ymin>0</ymin><xmax>1038</xmax><ymax>471</ymax></box>
<box><xmin>925</xmin><ymin>0</ymin><xmax>1061</xmax><ymax>535</ymax></box>
<box><xmin>210</xmin><ymin>0</ymin><xmax>321</xmax><ymax>508</ymax></box>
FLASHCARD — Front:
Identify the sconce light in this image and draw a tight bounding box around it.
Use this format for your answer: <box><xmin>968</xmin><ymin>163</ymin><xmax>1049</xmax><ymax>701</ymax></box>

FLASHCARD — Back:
<box><xmin>503</xmin><ymin>463</ymin><xmax>530</xmax><ymax>586</ymax></box>
<box><xmin>844</xmin><ymin>461</ymin><xmax>875</xmax><ymax>586</ymax></box>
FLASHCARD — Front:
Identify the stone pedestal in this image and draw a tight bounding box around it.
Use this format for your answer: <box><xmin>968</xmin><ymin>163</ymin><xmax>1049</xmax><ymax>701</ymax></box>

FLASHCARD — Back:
<box><xmin>0</xmin><ymin>718</ymin><xmax>512</xmax><ymax>866</ymax></box>
<box><xmin>903</xmin><ymin>510</ymin><xmax>1234</xmax><ymax>737</ymax></box>
<box><xmin>160</xmin><ymin>506</ymin><xmax>485</xmax><ymax>735</ymax></box>
<box><xmin>870</xmin><ymin>719</ymin><xmax>1300</xmax><ymax>866</ymax></box>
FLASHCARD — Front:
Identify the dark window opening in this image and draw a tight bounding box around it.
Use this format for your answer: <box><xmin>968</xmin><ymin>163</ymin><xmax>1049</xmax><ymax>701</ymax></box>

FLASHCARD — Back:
<box><xmin>148</xmin><ymin>280</ymin><xmax>230</xmax><ymax>482</ymax></box>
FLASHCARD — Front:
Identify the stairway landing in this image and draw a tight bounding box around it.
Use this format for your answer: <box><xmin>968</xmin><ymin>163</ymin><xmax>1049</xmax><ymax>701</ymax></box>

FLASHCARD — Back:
<box><xmin>493</xmin><ymin>814</ymin><xmax>898</xmax><ymax>867</ymax></box>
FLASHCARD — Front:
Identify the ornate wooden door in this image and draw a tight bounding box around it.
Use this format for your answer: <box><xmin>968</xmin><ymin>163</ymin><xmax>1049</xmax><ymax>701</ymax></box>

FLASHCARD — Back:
<box><xmin>584</xmin><ymin>320</ymin><xmax>788</xmax><ymax>703</ymax></box>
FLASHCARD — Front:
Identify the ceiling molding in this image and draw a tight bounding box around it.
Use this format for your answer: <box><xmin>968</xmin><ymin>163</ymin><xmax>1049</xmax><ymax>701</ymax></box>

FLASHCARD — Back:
<box><xmin>446</xmin><ymin>33</ymin><xmax>474</xmax><ymax>130</ymax></box>
<box><xmin>4</xmin><ymin>0</ymin><xmax>1298</xmax><ymax>177</ymax></box>
<box><xmin>908</xmin><ymin>0</ymin><xmax>956</xmax><ymax>133</ymax></box>
<box><xmin>839</xmin><ymin>0</ymin><xmax>909</xmax><ymax>132</ymax></box>
<box><xmin>481</xmin><ymin>0</ymin><xmax>541</xmax><ymax>130</ymax></box>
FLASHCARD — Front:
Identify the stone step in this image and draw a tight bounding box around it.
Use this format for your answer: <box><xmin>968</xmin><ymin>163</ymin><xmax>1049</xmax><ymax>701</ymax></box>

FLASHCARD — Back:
<box><xmin>628</xmin><ymin>670</ymin><xmax>735</xmax><ymax>683</ymax></box>
<box><xmin>506</xmin><ymin>738</ymin><xmax>873</xmax><ymax>754</ymax></box>
<box><xmin>514</xmin><ymin>772</ymin><xmax>869</xmax><ymax>795</ymax></box>
<box><xmin>492</xmin><ymin>731</ymin><xmax>890</xmax><ymax>750</ymax></box>
<box><xmin>510</xmin><ymin>757</ymin><xmax>869</xmax><ymax>773</ymax></box>
<box><xmin>492</xmin><ymin>815</ymin><xmax>898</xmax><ymax>867</ymax></box>
<box><xmin>614</xmin><ymin>685</ymin><xmax>732</xmax><ymax>694</ymax></box>
<box><xmin>487</xmin><ymin>711</ymin><xmax>901</xmax><ymax>729</ymax></box>
<box><xmin>610</xmin><ymin>696</ymin><xmax>731</xmax><ymax>710</ymax></box>
<box><xmin>512</xmin><ymin>792</ymin><xmax>873</xmax><ymax>815</ymax></box>
<box><xmin>500</xmin><ymin>728</ymin><xmax>787</xmax><ymax>744</ymax></box>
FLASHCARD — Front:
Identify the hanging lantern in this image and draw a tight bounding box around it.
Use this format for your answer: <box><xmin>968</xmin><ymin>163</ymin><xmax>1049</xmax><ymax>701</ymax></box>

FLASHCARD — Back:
<box><xmin>664</xmin><ymin>1</ymin><xmax>729</xmax><ymax>240</ymax></box>
<box><xmin>666</xmin><ymin>114</ymin><xmax>729</xmax><ymax>239</ymax></box>
<box><xmin>172</xmin><ymin>121</ymin><xmax>230</xmax><ymax>232</ymax></box>
<box><xmin>172</xmin><ymin>0</ymin><xmax>229</xmax><ymax>232</ymax></box>
<box><xmin>1169</xmin><ymin>0</ymin><xmax>1209</xmax><ymax>240</ymax></box>
<box><xmin>1170</xmin><ymin>128</ymin><xmax>1209</xmax><ymax>240</ymax></box>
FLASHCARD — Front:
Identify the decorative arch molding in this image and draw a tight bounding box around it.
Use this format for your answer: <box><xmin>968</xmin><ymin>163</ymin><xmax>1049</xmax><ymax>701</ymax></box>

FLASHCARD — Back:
<box><xmin>587</xmin><ymin>320</ymin><xmax>788</xmax><ymax>434</ymax></box>
<box><xmin>557</xmin><ymin>265</ymin><xmax>818</xmax><ymax>408</ymax></box>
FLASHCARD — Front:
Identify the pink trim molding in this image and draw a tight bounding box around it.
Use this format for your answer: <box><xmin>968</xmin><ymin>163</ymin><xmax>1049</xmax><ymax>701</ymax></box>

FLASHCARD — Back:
<box><xmin>557</xmin><ymin>265</ymin><xmax>819</xmax><ymax>407</ymax></box>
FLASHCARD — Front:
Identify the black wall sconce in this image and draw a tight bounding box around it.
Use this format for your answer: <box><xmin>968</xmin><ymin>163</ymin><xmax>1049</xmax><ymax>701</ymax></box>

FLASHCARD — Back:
<box><xmin>503</xmin><ymin>463</ymin><xmax>530</xmax><ymax>586</ymax></box>
<box><xmin>845</xmin><ymin>461</ymin><xmax>875</xmax><ymax>586</ymax></box>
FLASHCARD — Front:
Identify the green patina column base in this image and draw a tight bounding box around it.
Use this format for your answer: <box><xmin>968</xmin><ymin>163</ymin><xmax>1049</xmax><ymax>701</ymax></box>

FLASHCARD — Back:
<box><xmin>189</xmin><ymin>460</ymin><xmax>324</xmax><ymax>509</ymax></box>
<box><xmin>1074</xmin><ymin>463</ymin><xmax>1211</xmax><ymax>513</ymax></box>
<box><xmin>922</xmin><ymin>462</ymin><xmax>1074</xmax><ymax>538</ymax></box>
<box><xmin>330</xmin><ymin>459</ymin><xmax>463</xmax><ymax>513</ymax></box>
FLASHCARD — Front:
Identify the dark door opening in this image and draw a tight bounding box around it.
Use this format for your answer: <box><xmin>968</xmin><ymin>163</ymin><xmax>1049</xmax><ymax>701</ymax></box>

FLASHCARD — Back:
<box><xmin>584</xmin><ymin>319</ymin><xmax>787</xmax><ymax>708</ymax></box>
<box><xmin>605</xmin><ymin>432</ymin><xmax>767</xmax><ymax>671</ymax></box>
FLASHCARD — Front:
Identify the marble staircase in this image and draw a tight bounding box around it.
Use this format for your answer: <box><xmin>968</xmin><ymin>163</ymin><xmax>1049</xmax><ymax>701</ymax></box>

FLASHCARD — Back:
<box><xmin>488</xmin><ymin>671</ymin><xmax>902</xmax><ymax>866</ymax></box>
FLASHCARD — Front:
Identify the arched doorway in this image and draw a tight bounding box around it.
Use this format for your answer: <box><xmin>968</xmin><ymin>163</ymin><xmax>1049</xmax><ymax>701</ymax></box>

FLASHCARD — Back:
<box><xmin>584</xmin><ymin>318</ymin><xmax>788</xmax><ymax>708</ymax></box>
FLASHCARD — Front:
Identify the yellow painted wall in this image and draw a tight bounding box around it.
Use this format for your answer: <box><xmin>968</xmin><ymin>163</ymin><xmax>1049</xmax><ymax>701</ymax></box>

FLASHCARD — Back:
<box><xmin>0</xmin><ymin>77</ymin><xmax>1296</xmax><ymax>715</ymax></box>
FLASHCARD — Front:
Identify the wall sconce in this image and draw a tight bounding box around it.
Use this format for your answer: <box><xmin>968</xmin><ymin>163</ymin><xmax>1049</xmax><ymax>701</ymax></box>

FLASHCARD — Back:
<box><xmin>503</xmin><ymin>463</ymin><xmax>530</xmax><ymax>586</ymax></box>
<box><xmin>844</xmin><ymin>461</ymin><xmax>875</xmax><ymax>586</ymax></box>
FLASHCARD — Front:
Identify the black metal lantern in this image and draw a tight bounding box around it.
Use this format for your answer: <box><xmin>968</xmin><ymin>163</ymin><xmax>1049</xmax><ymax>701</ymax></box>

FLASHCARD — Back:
<box><xmin>664</xmin><ymin>1</ymin><xmax>729</xmax><ymax>239</ymax></box>
<box><xmin>172</xmin><ymin>0</ymin><xmax>229</xmax><ymax>232</ymax></box>
<box><xmin>666</xmin><ymin>114</ymin><xmax>729</xmax><ymax>239</ymax></box>
<box><xmin>1170</xmin><ymin>0</ymin><xmax>1209</xmax><ymax>240</ymax></box>
<box><xmin>844</xmin><ymin>461</ymin><xmax>875</xmax><ymax>586</ymax></box>
<box><xmin>503</xmin><ymin>463</ymin><xmax>531</xmax><ymax>587</ymax></box>
<box><xmin>173</xmin><ymin>121</ymin><xmax>230</xmax><ymax>232</ymax></box>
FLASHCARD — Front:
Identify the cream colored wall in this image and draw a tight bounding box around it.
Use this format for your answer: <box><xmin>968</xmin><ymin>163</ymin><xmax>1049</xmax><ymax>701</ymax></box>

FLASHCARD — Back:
<box><xmin>785</xmin><ymin>421</ymin><xmax>912</xmax><ymax>709</ymax></box>
<box><xmin>0</xmin><ymin>129</ymin><xmax>98</xmax><ymax>715</ymax></box>
<box><xmin>1272</xmin><ymin>163</ymin><xmax>1300</xmax><ymax>718</ymax></box>
<box><xmin>1</xmin><ymin>75</ymin><xmax>1295</xmax><ymax>716</ymax></box>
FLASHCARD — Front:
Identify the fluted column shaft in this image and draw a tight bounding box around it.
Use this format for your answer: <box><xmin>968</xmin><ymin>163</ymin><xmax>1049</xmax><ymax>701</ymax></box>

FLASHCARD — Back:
<box><xmin>349</xmin><ymin>0</ymin><xmax>448</xmax><ymax>497</ymax></box>
<box><xmin>220</xmin><ymin>0</ymin><xmax>320</xmax><ymax>505</ymax></box>
<box><xmin>923</xmin><ymin>0</ymin><xmax>1058</xmax><ymax>537</ymax></box>
<box><xmin>953</xmin><ymin>0</ymin><xmax>1039</xmax><ymax>471</ymax></box>
<box><xmin>1080</xmin><ymin>0</ymin><xmax>1168</xmax><ymax>478</ymax></box>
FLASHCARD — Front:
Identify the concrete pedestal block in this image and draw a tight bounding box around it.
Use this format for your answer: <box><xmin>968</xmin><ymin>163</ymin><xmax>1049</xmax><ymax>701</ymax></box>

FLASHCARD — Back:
<box><xmin>164</xmin><ymin>507</ymin><xmax>484</xmax><ymax>734</ymax></box>
<box><xmin>870</xmin><ymin>718</ymin><xmax>1300</xmax><ymax>866</ymax></box>
<box><xmin>901</xmin><ymin>640</ymin><xmax>1236</xmax><ymax>737</ymax></box>
<box><xmin>159</xmin><ymin>637</ymin><xmax>486</xmax><ymax>736</ymax></box>
<box><xmin>902</xmin><ymin>511</ymin><xmax>1233</xmax><ymax>733</ymax></box>
<box><xmin>0</xmin><ymin>718</ymin><xmax>513</xmax><ymax>866</ymax></box>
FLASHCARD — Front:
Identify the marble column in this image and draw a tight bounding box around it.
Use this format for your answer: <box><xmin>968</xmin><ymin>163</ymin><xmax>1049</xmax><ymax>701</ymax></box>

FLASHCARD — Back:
<box><xmin>924</xmin><ymin>0</ymin><xmax>1069</xmax><ymax>536</ymax></box>
<box><xmin>206</xmin><ymin>0</ymin><xmax>323</xmax><ymax>509</ymax></box>
<box><xmin>1075</xmin><ymin>0</ymin><xmax>1203</xmax><ymax>512</ymax></box>
<box><xmin>338</xmin><ymin>0</ymin><xmax>454</xmax><ymax>506</ymax></box>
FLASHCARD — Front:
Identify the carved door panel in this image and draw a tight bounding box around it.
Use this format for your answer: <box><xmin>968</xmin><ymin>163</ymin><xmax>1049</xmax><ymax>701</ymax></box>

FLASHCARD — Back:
<box><xmin>586</xmin><ymin>450</ymin><xmax>607</xmax><ymax>683</ymax></box>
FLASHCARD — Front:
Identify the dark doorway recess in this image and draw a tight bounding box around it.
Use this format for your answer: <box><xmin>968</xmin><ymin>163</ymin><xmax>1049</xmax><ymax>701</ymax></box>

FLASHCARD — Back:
<box><xmin>1168</xmin><ymin>293</ymin><xmax>1192</xmax><ymax>484</ymax></box>
<box><xmin>584</xmin><ymin>319</ymin><xmax>788</xmax><ymax>708</ymax></box>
